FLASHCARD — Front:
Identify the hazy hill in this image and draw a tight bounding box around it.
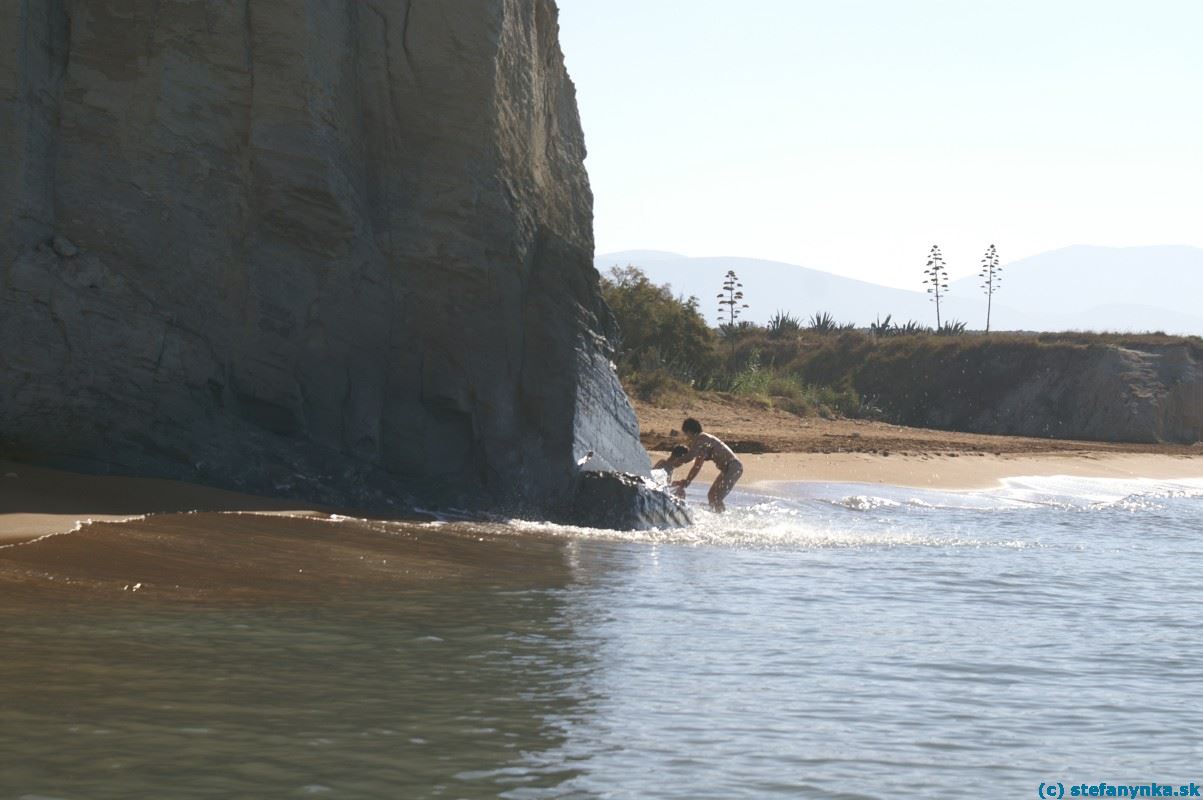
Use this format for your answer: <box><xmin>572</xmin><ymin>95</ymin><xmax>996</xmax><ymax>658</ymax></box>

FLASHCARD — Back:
<box><xmin>598</xmin><ymin>247</ymin><xmax>1203</xmax><ymax>335</ymax></box>
<box><xmin>947</xmin><ymin>245</ymin><xmax>1203</xmax><ymax>334</ymax></box>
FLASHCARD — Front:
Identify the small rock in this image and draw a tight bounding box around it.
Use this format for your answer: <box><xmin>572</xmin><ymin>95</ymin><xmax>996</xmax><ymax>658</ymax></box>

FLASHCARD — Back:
<box><xmin>52</xmin><ymin>234</ymin><xmax>79</xmax><ymax>258</ymax></box>
<box><xmin>568</xmin><ymin>471</ymin><xmax>692</xmax><ymax>530</ymax></box>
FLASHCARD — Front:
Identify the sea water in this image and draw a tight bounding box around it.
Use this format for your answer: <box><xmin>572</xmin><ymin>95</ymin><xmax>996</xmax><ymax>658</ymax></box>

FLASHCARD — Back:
<box><xmin>3</xmin><ymin>476</ymin><xmax>1203</xmax><ymax>799</ymax></box>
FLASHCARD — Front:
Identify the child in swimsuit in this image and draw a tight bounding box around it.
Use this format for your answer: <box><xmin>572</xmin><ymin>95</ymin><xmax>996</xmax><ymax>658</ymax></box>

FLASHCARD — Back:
<box><xmin>652</xmin><ymin>445</ymin><xmax>692</xmax><ymax>498</ymax></box>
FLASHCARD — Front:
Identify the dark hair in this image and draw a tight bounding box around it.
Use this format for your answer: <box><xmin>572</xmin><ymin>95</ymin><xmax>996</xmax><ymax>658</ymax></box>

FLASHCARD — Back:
<box><xmin>670</xmin><ymin>445</ymin><xmax>690</xmax><ymax>459</ymax></box>
<box><xmin>682</xmin><ymin>418</ymin><xmax>702</xmax><ymax>435</ymax></box>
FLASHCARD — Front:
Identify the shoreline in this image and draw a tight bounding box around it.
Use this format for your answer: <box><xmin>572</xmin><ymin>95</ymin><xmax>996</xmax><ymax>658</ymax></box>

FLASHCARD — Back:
<box><xmin>0</xmin><ymin>459</ymin><xmax>350</xmax><ymax>546</ymax></box>
<box><xmin>4</xmin><ymin>450</ymin><xmax>1201</xmax><ymax>599</ymax></box>
<box><xmin>636</xmin><ymin>393</ymin><xmax>1203</xmax><ymax>491</ymax></box>
<box><xmin>6</xmin><ymin>450</ymin><xmax>1203</xmax><ymax>547</ymax></box>
<box><xmin>733</xmin><ymin>451</ymin><xmax>1203</xmax><ymax>491</ymax></box>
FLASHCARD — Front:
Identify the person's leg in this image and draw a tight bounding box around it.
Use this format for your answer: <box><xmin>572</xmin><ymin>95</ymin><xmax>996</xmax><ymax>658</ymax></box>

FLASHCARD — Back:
<box><xmin>708</xmin><ymin>461</ymin><xmax>743</xmax><ymax>513</ymax></box>
<box><xmin>707</xmin><ymin>476</ymin><xmax>724</xmax><ymax>512</ymax></box>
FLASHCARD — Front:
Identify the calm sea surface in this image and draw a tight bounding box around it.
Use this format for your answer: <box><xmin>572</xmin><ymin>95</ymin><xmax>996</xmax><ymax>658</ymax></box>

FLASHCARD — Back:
<box><xmin>4</xmin><ymin>476</ymin><xmax>1203</xmax><ymax>798</ymax></box>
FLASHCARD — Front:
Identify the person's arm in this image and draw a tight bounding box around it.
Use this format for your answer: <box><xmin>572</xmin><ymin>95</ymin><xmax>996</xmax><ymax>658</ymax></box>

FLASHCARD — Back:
<box><xmin>673</xmin><ymin>455</ymin><xmax>706</xmax><ymax>489</ymax></box>
<box><xmin>652</xmin><ymin>457</ymin><xmax>669</xmax><ymax>471</ymax></box>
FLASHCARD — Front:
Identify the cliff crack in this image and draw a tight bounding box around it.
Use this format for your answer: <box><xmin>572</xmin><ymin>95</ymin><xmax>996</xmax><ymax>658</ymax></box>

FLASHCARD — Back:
<box><xmin>367</xmin><ymin>1</ymin><xmax>415</xmax><ymax>86</ymax></box>
<box><xmin>398</xmin><ymin>0</ymin><xmax>416</xmax><ymax>80</ymax></box>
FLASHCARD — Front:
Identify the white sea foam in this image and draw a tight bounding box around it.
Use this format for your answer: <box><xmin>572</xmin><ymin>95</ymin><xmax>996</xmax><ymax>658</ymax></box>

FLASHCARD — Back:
<box><xmin>0</xmin><ymin>514</ymin><xmax>152</xmax><ymax>550</ymax></box>
<box><xmin>776</xmin><ymin>475</ymin><xmax>1203</xmax><ymax>513</ymax></box>
<box><xmin>493</xmin><ymin>474</ymin><xmax>1203</xmax><ymax>552</ymax></box>
<box><xmin>499</xmin><ymin>495</ymin><xmax>1025</xmax><ymax>551</ymax></box>
<box><xmin>194</xmin><ymin>474</ymin><xmax>1201</xmax><ymax>554</ymax></box>
<box><xmin>829</xmin><ymin>495</ymin><xmax>903</xmax><ymax>512</ymax></box>
<box><xmin>988</xmin><ymin>475</ymin><xmax>1203</xmax><ymax>511</ymax></box>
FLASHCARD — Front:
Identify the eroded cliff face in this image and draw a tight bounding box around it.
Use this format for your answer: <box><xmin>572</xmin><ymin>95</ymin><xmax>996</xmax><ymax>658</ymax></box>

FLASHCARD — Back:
<box><xmin>971</xmin><ymin>344</ymin><xmax>1203</xmax><ymax>445</ymax></box>
<box><xmin>847</xmin><ymin>341</ymin><xmax>1203</xmax><ymax>445</ymax></box>
<box><xmin>1</xmin><ymin>0</ymin><xmax>650</xmax><ymax>513</ymax></box>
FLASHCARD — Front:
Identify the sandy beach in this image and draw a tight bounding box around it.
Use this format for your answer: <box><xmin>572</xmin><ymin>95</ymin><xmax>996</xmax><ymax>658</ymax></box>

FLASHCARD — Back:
<box><xmin>730</xmin><ymin>451</ymin><xmax>1203</xmax><ymax>489</ymax></box>
<box><xmin>637</xmin><ymin>393</ymin><xmax>1203</xmax><ymax>489</ymax></box>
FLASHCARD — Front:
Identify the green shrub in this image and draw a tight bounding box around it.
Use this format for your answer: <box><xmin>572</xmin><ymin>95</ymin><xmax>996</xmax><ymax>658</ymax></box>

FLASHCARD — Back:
<box><xmin>729</xmin><ymin>350</ymin><xmax>773</xmax><ymax>397</ymax></box>
<box><xmin>806</xmin><ymin>311</ymin><xmax>856</xmax><ymax>335</ymax></box>
<box><xmin>936</xmin><ymin>319</ymin><xmax>968</xmax><ymax>336</ymax></box>
<box><xmin>602</xmin><ymin>272</ymin><xmax>1202</xmax><ymax>432</ymax></box>
<box><xmin>601</xmin><ymin>266</ymin><xmax>720</xmax><ymax>386</ymax></box>
<box><xmin>623</xmin><ymin>369</ymin><xmax>695</xmax><ymax>406</ymax></box>
<box><xmin>767</xmin><ymin>310</ymin><xmax>803</xmax><ymax>338</ymax></box>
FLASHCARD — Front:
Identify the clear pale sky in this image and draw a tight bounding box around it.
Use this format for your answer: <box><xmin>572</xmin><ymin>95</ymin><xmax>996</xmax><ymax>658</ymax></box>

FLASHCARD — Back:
<box><xmin>556</xmin><ymin>0</ymin><xmax>1203</xmax><ymax>289</ymax></box>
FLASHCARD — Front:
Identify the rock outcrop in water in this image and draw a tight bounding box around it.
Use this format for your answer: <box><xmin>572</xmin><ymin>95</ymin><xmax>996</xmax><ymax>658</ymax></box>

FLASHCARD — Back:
<box><xmin>1</xmin><ymin>0</ymin><xmax>682</xmax><ymax>526</ymax></box>
<box><xmin>569</xmin><ymin>471</ymin><xmax>692</xmax><ymax>531</ymax></box>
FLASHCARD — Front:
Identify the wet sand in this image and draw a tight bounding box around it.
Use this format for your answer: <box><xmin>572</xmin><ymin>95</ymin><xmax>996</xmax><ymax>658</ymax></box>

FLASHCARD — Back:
<box><xmin>1</xmin><ymin>460</ymin><xmax>568</xmax><ymax>602</ymax></box>
<box><xmin>0</xmin><ymin>460</ymin><xmax>336</xmax><ymax>544</ymax></box>
<box><xmin>0</xmin><ymin>511</ymin><xmax>568</xmax><ymax>603</ymax></box>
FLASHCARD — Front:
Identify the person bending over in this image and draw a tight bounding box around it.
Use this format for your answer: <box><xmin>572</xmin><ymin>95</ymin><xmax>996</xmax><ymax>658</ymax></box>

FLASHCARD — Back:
<box><xmin>672</xmin><ymin>418</ymin><xmax>743</xmax><ymax>512</ymax></box>
<box><xmin>653</xmin><ymin>445</ymin><xmax>692</xmax><ymax>498</ymax></box>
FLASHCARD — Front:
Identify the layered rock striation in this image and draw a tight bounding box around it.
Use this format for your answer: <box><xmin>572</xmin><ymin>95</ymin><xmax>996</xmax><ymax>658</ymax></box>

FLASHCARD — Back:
<box><xmin>965</xmin><ymin>344</ymin><xmax>1203</xmax><ymax>445</ymax></box>
<box><xmin>2</xmin><ymin>0</ymin><xmax>680</xmax><ymax>525</ymax></box>
<box><xmin>845</xmin><ymin>341</ymin><xmax>1203</xmax><ymax>445</ymax></box>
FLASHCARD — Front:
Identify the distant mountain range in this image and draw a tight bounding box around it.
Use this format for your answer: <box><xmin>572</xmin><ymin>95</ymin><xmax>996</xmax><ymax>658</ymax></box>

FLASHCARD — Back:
<box><xmin>595</xmin><ymin>246</ymin><xmax>1203</xmax><ymax>335</ymax></box>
